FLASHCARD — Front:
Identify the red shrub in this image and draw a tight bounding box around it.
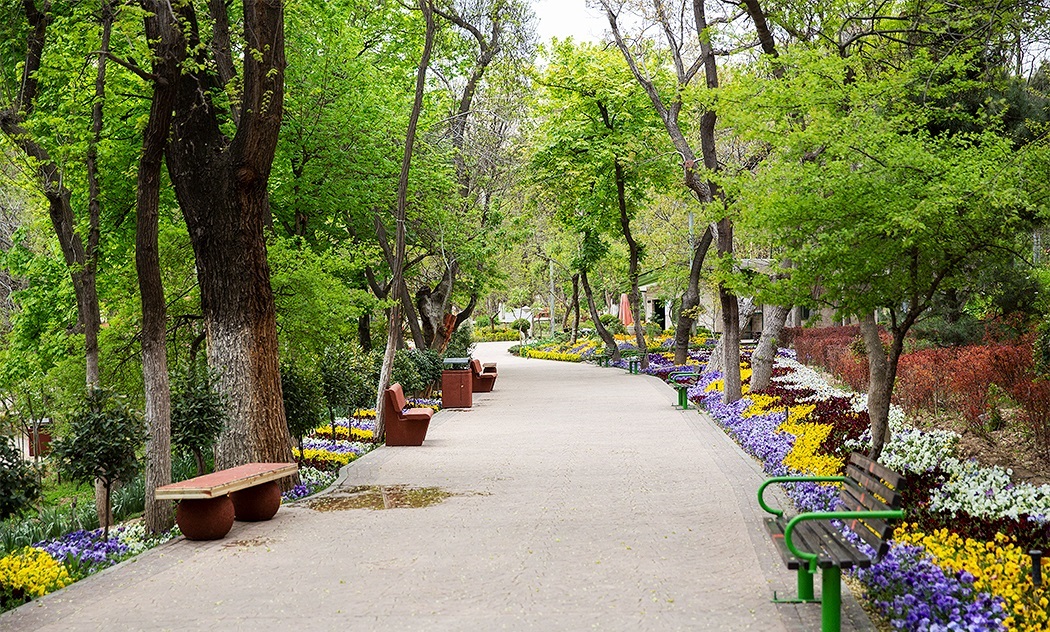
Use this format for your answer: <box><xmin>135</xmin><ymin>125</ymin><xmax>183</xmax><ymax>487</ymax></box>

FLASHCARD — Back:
<box><xmin>787</xmin><ymin>326</ymin><xmax>860</xmax><ymax>371</ymax></box>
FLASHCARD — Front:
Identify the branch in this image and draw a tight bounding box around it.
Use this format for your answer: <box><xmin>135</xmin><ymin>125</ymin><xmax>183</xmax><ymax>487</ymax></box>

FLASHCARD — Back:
<box><xmin>102</xmin><ymin>52</ymin><xmax>167</xmax><ymax>85</ymax></box>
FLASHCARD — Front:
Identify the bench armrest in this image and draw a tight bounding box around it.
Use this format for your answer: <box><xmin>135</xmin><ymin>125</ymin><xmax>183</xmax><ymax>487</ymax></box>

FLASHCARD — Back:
<box><xmin>667</xmin><ymin>371</ymin><xmax>700</xmax><ymax>381</ymax></box>
<box><xmin>784</xmin><ymin>510</ymin><xmax>905</xmax><ymax>572</ymax></box>
<box><xmin>757</xmin><ymin>476</ymin><xmax>851</xmax><ymax>517</ymax></box>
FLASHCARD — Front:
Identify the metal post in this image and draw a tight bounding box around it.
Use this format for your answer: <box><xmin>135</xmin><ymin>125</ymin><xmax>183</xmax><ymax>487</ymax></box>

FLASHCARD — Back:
<box><xmin>821</xmin><ymin>567</ymin><xmax>841</xmax><ymax>632</ymax></box>
<box><xmin>1031</xmin><ymin>550</ymin><xmax>1043</xmax><ymax>587</ymax></box>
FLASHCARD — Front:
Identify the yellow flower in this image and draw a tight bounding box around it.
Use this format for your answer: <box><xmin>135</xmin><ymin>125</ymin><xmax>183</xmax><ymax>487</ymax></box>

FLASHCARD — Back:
<box><xmin>0</xmin><ymin>547</ymin><xmax>71</xmax><ymax>599</ymax></box>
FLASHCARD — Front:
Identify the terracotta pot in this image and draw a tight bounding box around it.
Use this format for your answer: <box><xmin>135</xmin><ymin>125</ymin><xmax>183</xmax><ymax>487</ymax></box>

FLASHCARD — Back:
<box><xmin>230</xmin><ymin>481</ymin><xmax>281</xmax><ymax>521</ymax></box>
<box><xmin>176</xmin><ymin>496</ymin><xmax>235</xmax><ymax>540</ymax></box>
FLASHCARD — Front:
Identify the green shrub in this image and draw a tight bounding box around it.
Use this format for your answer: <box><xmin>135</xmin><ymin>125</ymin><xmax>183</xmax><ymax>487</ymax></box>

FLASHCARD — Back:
<box><xmin>0</xmin><ymin>435</ymin><xmax>41</xmax><ymax>521</ymax></box>
<box><xmin>446</xmin><ymin>320</ymin><xmax>476</xmax><ymax>358</ymax></box>
<box><xmin>599</xmin><ymin>313</ymin><xmax>626</xmax><ymax>335</ymax></box>
<box><xmin>171</xmin><ymin>371</ymin><xmax>228</xmax><ymax>476</ymax></box>
<box><xmin>510</xmin><ymin>318</ymin><xmax>530</xmax><ymax>333</ymax></box>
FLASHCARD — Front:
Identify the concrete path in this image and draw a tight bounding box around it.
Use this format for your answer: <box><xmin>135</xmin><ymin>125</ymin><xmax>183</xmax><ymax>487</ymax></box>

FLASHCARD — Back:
<box><xmin>2</xmin><ymin>342</ymin><xmax>875</xmax><ymax>631</ymax></box>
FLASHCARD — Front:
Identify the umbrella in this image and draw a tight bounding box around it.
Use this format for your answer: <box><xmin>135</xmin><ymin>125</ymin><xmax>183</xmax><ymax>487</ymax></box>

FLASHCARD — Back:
<box><xmin>619</xmin><ymin>293</ymin><xmax>633</xmax><ymax>327</ymax></box>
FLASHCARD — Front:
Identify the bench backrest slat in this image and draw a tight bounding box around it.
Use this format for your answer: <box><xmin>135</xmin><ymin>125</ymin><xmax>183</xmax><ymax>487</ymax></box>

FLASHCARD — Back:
<box><xmin>849</xmin><ymin>452</ymin><xmax>905</xmax><ymax>490</ymax></box>
<box><xmin>840</xmin><ymin>479</ymin><xmax>894</xmax><ymax>514</ymax></box>
<box><xmin>845</xmin><ymin>461</ymin><xmax>902</xmax><ymax>508</ymax></box>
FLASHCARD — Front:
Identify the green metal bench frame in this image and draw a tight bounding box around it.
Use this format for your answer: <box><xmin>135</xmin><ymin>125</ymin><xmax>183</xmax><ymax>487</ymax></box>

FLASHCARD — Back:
<box><xmin>667</xmin><ymin>370</ymin><xmax>701</xmax><ymax>409</ymax></box>
<box><xmin>757</xmin><ymin>452</ymin><xmax>905</xmax><ymax>632</ymax></box>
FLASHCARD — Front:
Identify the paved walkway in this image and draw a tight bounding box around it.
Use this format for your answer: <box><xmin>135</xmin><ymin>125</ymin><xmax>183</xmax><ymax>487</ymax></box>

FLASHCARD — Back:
<box><xmin>1</xmin><ymin>342</ymin><xmax>874</xmax><ymax>631</ymax></box>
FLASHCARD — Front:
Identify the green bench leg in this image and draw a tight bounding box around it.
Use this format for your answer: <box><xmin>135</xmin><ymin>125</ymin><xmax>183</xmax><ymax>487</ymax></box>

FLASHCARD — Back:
<box><xmin>821</xmin><ymin>567</ymin><xmax>841</xmax><ymax>632</ymax></box>
<box><xmin>798</xmin><ymin>567</ymin><xmax>815</xmax><ymax>601</ymax></box>
<box><xmin>676</xmin><ymin>386</ymin><xmax>689</xmax><ymax>409</ymax></box>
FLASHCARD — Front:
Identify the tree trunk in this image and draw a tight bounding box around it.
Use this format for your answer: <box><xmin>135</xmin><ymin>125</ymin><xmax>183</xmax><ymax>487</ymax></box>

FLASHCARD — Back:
<box><xmin>416</xmin><ymin>263</ymin><xmax>458</xmax><ymax>350</ymax></box>
<box><xmin>674</xmin><ymin>226</ymin><xmax>713</xmax><ymax>364</ymax></box>
<box><xmin>860</xmin><ymin>314</ymin><xmax>904</xmax><ymax>460</ymax></box>
<box><xmin>570</xmin><ymin>274</ymin><xmax>580</xmax><ymax>344</ymax></box>
<box><xmin>750</xmin><ymin>304</ymin><xmax>790</xmax><ymax>392</ymax></box>
<box><xmin>358</xmin><ymin>313</ymin><xmax>372</xmax><ymax>352</ymax></box>
<box><xmin>375</xmin><ymin>0</ymin><xmax>435</xmax><ymax>437</ymax></box>
<box><xmin>612</xmin><ymin>158</ymin><xmax>647</xmax><ymax>368</ymax></box>
<box><xmin>165</xmin><ymin>0</ymin><xmax>295</xmax><ymax>473</ymax></box>
<box><xmin>708</xmin><ymin>296</ymin><xmax>755</xmax><ymax>373</ymax></box>
<box><xmin>581</xmin><ymin>269</ymin><xmax>620</xmax><ymax>361</ymax></box>
<box><xmin>137</xmin><ymin>0</ymin><xmax>183</xmax><ymax>535</ymax></box>
<box><xmin>717</xmin><ymin>219</ymin><xmax>742</xmax><ymax>403</ymax></box>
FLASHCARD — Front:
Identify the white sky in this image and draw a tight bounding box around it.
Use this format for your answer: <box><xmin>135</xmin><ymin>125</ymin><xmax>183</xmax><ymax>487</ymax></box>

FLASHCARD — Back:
<box><xmin>532</xmin><ymin>0</ymin><xmax>609</xmax><ymax>43</ymax></box>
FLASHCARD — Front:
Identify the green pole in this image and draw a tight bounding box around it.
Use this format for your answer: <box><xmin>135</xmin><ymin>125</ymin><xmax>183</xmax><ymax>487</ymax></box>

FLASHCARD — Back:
<box><xmin>821</xmin><ymin>567</ymin><xmax>841</xmax><ymax>632</ymax></box>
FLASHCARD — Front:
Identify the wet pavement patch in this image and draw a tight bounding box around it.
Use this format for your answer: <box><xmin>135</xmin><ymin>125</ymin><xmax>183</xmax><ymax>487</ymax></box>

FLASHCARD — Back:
<box><xmin>303</xmin><ymin>485</ymin><xmax>456</xmax><ymax>511</ymax></box>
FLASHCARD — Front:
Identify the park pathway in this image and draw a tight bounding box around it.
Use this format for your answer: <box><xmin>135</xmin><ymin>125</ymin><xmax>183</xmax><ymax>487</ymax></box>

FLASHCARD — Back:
<box><xmin>1</xmin><ymin>342</ymin><xmax>874</xmax><ymax>631</ymax></box>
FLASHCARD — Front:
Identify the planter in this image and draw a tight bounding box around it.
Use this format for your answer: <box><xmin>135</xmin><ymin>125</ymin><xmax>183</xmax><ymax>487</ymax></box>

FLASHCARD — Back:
<box><xmin>175</xmin><ymin>496</ymin><xmax>235</xmax><ymax>540</ymax></box>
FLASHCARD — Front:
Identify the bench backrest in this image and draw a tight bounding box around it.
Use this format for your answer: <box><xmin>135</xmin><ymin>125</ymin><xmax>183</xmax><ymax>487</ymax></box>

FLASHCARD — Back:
<box><xmin>840</xmin><ymin>452</ymin><xmax>905</xmax><ymax>561</ymax></box>
<box><xmin>384</xmin><ymin>383</ymin><xmax>408</xmax><ymax>415</ymax></box>
<box><xmin>470</xmin><ymin>358</ymin><xmax>482</xmax><ymax>376</ymax></box>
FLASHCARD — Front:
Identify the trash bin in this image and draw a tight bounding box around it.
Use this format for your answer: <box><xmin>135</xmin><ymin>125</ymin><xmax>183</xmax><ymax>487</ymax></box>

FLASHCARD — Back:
<box><xmin>441</xmin><ymin>357</ymin><xmax>473</xmax><ymax>408</ymax></box>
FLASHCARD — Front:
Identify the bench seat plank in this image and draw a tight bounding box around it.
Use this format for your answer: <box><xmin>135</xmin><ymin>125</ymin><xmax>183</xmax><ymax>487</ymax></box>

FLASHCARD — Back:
<box><xmin>155</xmin><ymin>462</ymin><xmax>298</xmax><ymax>500</ymax></box>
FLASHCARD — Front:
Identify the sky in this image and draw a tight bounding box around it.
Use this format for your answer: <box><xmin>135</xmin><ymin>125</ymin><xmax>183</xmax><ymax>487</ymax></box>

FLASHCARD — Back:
<box><xmin>532</xmin><ymin>0</ymin><xmax>609</xmax><ymax>43</ymax></box>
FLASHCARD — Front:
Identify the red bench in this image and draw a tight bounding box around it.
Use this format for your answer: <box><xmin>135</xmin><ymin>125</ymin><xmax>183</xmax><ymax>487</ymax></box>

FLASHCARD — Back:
<box><xmin>470</xmin><ymin>358</ymin><xmax>497</xmax><ymax>392</ymax></box>
<box><xmin>384</xmin><ymin>382</ymin><xmax>433</xmax><ymax>446</ymax></box>
<box><xmin>155</xmin><ymin>462</ymin><xmax>298</xmax><ymax>540</ymax></box>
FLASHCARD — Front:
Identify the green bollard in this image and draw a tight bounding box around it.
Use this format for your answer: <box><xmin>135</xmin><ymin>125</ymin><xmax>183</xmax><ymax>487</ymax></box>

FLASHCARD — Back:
<box><xmin>821</xmin><ymin>567</ymin><xmax>841</xmax><ymax>632</ymax></box>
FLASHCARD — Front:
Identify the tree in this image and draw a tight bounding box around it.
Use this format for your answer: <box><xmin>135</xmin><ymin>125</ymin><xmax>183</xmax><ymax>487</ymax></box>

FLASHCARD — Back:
<box><xmin>528</xmin><ymin>40</ymin><xmax>673</xmax><ymax>368</ymax></box>
<box><xmin>158</xmin><ymin>0</ymin><xmax>295</xmax><ymax>470</ymax></box>
<box><xmin>280</xmin><ymin>361</ymin><xmax>326</xmax><ymax>455</ymax></box>
<box><xmin>51</xmin><ymin>389</ymin><xmax>144</xmax><ymax>537</ymax></box>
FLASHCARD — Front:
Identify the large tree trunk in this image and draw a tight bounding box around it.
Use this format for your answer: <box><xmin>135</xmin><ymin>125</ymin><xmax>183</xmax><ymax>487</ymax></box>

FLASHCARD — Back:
<box><xmin>674</xmin><ymin>226</ymin><xmax>714</xmax><ymax>364</ymax></box>
<box><xmin>860</xmin><ymin>314</ymin><xmax>904</xmax><ymax>460</ymax></box>
<box><xmin>375</xmin><ymin>0</ymin><xmax>436</xmax><ymax>436</ymax></box>
<box><xmin>138</xmin><ymin>0</ymin><xmax>184</xmax><ymax>534</ymax></box>
<box><xmin>708</xmin><ymin>296</ymin><xmax>755</xmax><ymax>373</ymax></box>
<box><xmin>165</xmin><ymin>0</ymin><xmax>294</xmax><ymax>471</ymax></box>
<box><xmin>416</xmin><ymin>263</ymin><xmax>458</xmax><ymax>350</ymax></box>
<box><xmin>581</xmin><ymin>269</ymin><xmax>620</xmax><ymax>361</ymax></box>
<box><xmin>358</xmin><ymin>313</ymin><xmax>372</xmax><ymax>352</ymax></box>
<box><xmin>749</xmin><ymin>304</ymin><xmax>791</xmax><ymax>392</ymax></box>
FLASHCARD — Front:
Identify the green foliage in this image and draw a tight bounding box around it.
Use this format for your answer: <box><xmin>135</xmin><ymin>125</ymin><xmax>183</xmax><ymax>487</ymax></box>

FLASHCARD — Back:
<box><xmin>170</xmin><ymin>372</ymin><xmax>227</xmax><ymax>474</ymax></box>
<box><xmin>446</xmin><ymin>321</ymin><xmax>475</xmax><ymax>358</ymax></box>
<box><xmin>320</xmin><ymin>341</ymin><xmax>375</xmax><ymax>416</ymax></box>
<box><xmin>510</xmin><ymin>318</ymin><xmax>530</xmax><ymax>333</ymax></box>
<box><xmin>280</xmin><ymin>361</ymin><xmax>326</xmax><ymax>447</ymax></box>
<box><xmin>599</xmin><ymin>313</ymin><xmax>626</xmax><ymax>335</ymax></box>
<box><xmin>392</xmin><ymin>349</ymin><xmax>442</xmax><ymax>394</ymax></box>
<box><xmin>1035</xmin><ymin>320</ymin><xmax>1050</xmax><ymax>379</ymax></box>
<box><xmin>50</xmin><ymin>389</ymin><xmax>143</xmax><ymax>532</ymax></box>
<box><xmin>0</xmin><ymin>435</ymin><xmax>41</xmax><ymax>520</ymax></box>
<box><xmin>911</xmin><ymin>314</ymin><xmax>985</xmax><ymax>349</ymax></box>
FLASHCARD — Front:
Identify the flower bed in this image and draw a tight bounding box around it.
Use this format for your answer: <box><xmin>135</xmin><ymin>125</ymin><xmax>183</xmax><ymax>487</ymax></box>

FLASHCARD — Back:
<box><xmin>684</xmin><ymin>350</ymin><xmax>1050</xmax><ymax>631</ymax></box>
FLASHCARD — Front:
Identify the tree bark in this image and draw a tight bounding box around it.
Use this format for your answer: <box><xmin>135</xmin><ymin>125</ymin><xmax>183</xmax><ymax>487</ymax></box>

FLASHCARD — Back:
<box><xmin>860</xmin><ymin>313</ymin><xmax>907</xmax><ymax>460</ymax></box>
<box><xmin>165</xmin><ymin>0</ymin><xmax>294</xmax><ymax>472</ymax></box>
<box><xmin>611</xmin><ymin>158</ymin><xmax>648</xmax><ymax>368</ymax></box>
<box><xmin>750</xmin><ymin>304</ymin><xmax>791</xmax><ymax>392</ymax></box>
<box><xmin>358</xmin><ymin>313</ymin><xmax>372</xmax><ymax>352</ymax></box>
<box><xmin>375</xmin><ymin>0</ymin><xmax>436</xmax><ymax>437</ymax></box>
<box><xmin>416</xmin><ymin>263</ymin><xmax>458</xmax><ymax>350</ymax></box>
<box><xmin>674</xmin><ymin>226</ymin><xmax>713</xmax><ymax>364</ymax></box>
<box><xmin>138</xmin><ymin>0</ymin><xmax>184</xmax><ymax>534</ymax></box>
<box><xmin>709</xmin><ymin>295</ymin><xmax>755</xmax><ymax>373</ymax></box>
<box><xmin>570</xmin><ymin>274</ymin><xmax>580</xmax><ymax>344</ymax></box>
<box><xmin>581</xmin><ymin>269</ymin><xmax>620</xmax><ymax>361</ymax></box>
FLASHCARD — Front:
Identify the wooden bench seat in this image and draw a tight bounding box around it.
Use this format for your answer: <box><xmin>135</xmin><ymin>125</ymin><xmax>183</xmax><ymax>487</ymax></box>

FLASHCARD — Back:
<box><xmin>156</xmin><ymin>462</ymin><xmax>298</xmax><ymax>540</ymax></box>
<box><xmin>384</xmin><ymin>382</ymin><xmax>433</xmax><ymax>446</ymax></box>
<box><xmin>470</xmin><ymin>358</ymin><xmax>497</xmax><ymax>392</ymax></box>
<box><xmin>757</xmin><ymin>452</ymin><xmax>905</xmax><ymax>632</ymax></box>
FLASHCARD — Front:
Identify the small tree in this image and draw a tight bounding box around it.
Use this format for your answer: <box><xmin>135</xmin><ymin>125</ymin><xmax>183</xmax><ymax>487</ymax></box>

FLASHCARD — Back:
<box><xmin>281</xmin><ymin>361</ymin><xmax>326</xmax><ymax>453</ymax></box>
<box><xmin>170</xmin><ymin>372</ymin><xmax>228</xmax><ymax>476</ymax></box>
<box><xmin>510</xmin><ymin>318</ymin><xmax>530</xmax><ymax>335</ymax></box>
<box><xmin>321</xmin><ymin>342</ymin><xmax>373</xmax><ymax>435</ymax></box>
<box><xmin>51</xmin><ymin>389</ymin><xmax>144</xmax><ymax>537</ymax></box>
<box><xmin>0</xmin><ymin>434</ymin><xmax>41</xmax><ymax>520</ymax></box>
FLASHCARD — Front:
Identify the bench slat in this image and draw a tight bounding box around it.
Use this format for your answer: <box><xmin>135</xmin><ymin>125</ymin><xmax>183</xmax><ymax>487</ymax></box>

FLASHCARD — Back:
<box><xmin>839</xmin><ymin>480</ymin><xmax>894</xmax><ymax>514</ymax></box>
<box><xmin>849</xmin><ymin>453</ymin><xmax>905</xmax><ymax>490</ymax></box>
<box><xmin>846</xmin><ymin>463</ymin><xmax>902</xmax><ymax>508</ymax></box>
<box><xmin>155</xmin><ymin>462</ymin><xmax>298</xmax><ymax>500</ymax></box>
<box><xmin>764</xmin><ymin>518</ymin><xmax>803</xmax><ymax>570</ymax></box>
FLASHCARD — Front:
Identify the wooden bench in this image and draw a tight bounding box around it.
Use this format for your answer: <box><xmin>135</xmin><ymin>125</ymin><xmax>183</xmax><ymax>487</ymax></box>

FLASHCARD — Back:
<box><xmin>757</xmin><ymin>452</ymin><xmax>905</xmax><ymax>632</ymax></box>
<box><xmin>156</xmin><ymin>462</ymin><xmax>298</xmax><ymax>540</ymax></box>
<box><xmin>470</xmin><ymin>358</ymin><xmax>497</xmax><ymax>392</ymax></box>
<box><xmin>384</xmin><ymin>382</ymin><xmax>433</xmax><ymax>446</ymax></box>
<box><xmin>667</xmin><ymin>370</ymin><xmax>702</xmax><ymax>409</ymax></box>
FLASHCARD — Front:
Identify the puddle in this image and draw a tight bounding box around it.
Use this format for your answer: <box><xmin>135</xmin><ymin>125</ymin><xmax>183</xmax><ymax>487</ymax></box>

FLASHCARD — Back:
<box><xmin>304</xmin><ymin>485</ymin><xmax>455</xmax><ymax>511</ymax></box>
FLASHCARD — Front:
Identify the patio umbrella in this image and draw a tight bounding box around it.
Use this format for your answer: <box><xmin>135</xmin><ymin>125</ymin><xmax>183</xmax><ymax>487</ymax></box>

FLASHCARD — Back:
<box><xmin>619</xmin><ymin>293</ymin><xmax>633</xmax><ymax>326</ymax></box>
